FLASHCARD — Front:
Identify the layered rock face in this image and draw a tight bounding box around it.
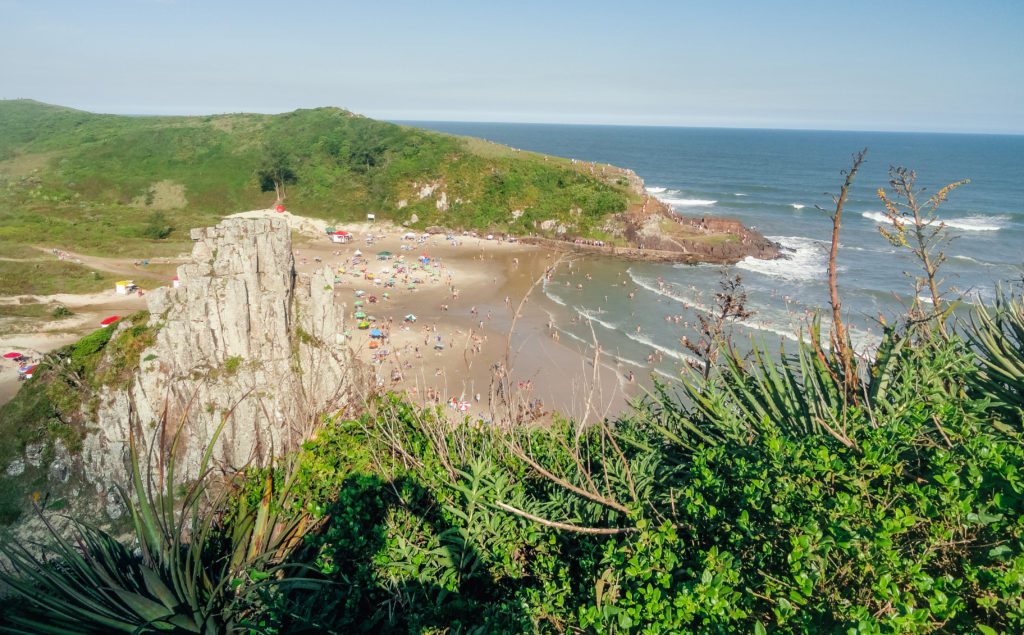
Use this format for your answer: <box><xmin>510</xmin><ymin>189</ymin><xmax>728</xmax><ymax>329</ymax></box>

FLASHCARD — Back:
<box><xmin>81</xmin><ymin>218</ymin><xmax>362</xmax><ymax>497</ymax></box>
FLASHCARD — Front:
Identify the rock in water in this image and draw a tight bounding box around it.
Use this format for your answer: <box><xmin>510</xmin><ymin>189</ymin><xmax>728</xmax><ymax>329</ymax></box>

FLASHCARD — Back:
<box><xmin>81</xmin><ymin>218</ymin><xmax>364</xmax><ymax>497</ymax></box>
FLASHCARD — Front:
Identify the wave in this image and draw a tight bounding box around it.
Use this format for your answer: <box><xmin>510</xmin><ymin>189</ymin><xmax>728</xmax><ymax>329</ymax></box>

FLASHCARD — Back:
<box><xmin>544</xmin><ymin>289</ymin><xmax>568</xmax><ymax>307</ymax></box>
<box><xmin>734</xmin><ymin>193</ymin><xmax>748</xmax><ymax>197</ymax></box>
<box><xmin>663</xmin><ymin>197</ymin><xmax>717</xmax><ymax>207</ymax></box>
<box><xmin>646</xmin><ymin>186</ymin><xmax>667</xmax><ymax>194</ymax></box>
<box><xmin>861</xmin><ymin>211</ymin><xmax>1008</xmax><ymax>232</ymax></box>
<box><xmin>577</xmin><ymin>308</ymin><xmax>619</xmax><ymax>332</ymax></box>
<box><xmin>627</xmin><ymin>273</ymin><xmax>715</xmax><ymax>316</ymax></box>
<box><xmin>790</xmin><ymin>203</ymin><xmax>806</xmax><ymax>210</ymax></box>
<box><xmin>623</xmin><ymin>331</ymin><xmax>702</xmax><ymax>366</ymax></box>
<box><xmin>736</xmin><ymin>235</ymin><xmax>828</xmax><ymax>282</ymax></box>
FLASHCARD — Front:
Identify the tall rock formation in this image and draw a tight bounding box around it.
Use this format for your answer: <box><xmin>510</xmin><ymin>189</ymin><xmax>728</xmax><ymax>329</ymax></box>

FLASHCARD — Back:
<box><xmin>81</xmin><ymin>218</ymin><xmax>363</xmax><ymax>498</ymax></box>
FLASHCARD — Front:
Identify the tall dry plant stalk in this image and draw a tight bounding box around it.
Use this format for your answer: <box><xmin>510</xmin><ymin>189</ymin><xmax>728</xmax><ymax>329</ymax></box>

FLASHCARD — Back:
<box><xmin>876</xmin><ymin>166</ymin><xmax>969</xmax><ymax>340</ymax></box>
<box><xmin>816</xmin><ymin>148</ymin><xmax>867</xmax><ymax>399</ymax></box>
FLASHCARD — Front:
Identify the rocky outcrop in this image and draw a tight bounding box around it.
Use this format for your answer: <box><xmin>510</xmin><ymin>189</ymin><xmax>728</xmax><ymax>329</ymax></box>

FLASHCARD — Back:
<box><xmin>80</xmin><ymin>218</ymin><xmax>365</xmax><ymax>498</ymax></box>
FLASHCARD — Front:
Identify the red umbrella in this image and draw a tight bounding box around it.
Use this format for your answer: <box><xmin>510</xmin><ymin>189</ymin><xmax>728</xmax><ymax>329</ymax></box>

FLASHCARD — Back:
<box><xmin>100</xmin><ymin>316</ymin><xmax>121</xmax><ymax>326</ymax></box>
<box><xmin>275</xmin><ymin>205</ymin><xmax>285</xmax><ymax>212</ymax></box>
<box><xmin>3</xmin><ymin>352</ymin><xmax>22</xmax><ymax>359</ymax></box>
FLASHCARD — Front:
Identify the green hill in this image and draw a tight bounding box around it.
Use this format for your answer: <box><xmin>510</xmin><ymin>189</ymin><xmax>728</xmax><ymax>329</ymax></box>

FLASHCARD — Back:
<box><xmin>0</xmin><ymin>100</ymin><xmax>633</xmax><ymax>267</ymax></box>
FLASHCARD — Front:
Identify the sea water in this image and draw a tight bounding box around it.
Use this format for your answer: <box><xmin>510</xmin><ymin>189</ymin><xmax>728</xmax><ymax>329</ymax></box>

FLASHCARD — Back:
<box><xmin>401</xmin><ymin>122</ymin><xmax>1024</xmax><ymax>385</ymax></box>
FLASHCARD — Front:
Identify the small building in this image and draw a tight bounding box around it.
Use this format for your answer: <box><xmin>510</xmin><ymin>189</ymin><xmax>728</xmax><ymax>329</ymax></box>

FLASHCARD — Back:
<box><xmin>115</xmin><ymin>280</ymin><xmax>136</xmax><ymax>294</ymax></box>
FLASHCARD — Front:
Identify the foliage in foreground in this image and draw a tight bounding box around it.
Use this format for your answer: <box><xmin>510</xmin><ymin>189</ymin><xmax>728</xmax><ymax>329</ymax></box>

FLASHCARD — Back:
<box><xmin>3</xmin><ymin>295</ymin><xmax>1024</xmax><ymax>633</ymax></box>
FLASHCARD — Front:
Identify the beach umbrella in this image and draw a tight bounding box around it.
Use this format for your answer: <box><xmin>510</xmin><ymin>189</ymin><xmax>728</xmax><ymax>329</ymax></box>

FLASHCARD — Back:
<box><xmin>368</xmin><ymin>315</ymin><xmax>377</xmax><ymax>321</ymax></box>
<box><xmin>358</xmin><ymin>321</ymin><xmax>370</xmax><ymax>329</ymax></box>
<box><xmin>275</xmin><ymin>205</ymin><xmax>285</xmax><ymax>212</ymax></box>
<box><xmin>377</xmin><ymin>251</ymin><xmax>392</xmax><ymax>257</ymax></box>
<box><xmin>354</xmin><ymin>249</ymin><xmax>362</xmax><ymax>256</ymax></box>
<box><xmin>354</xmin><ymin>301</ymin><xmax>364</xmax><ymax>308</ymax></box>
<box><xmin>382</xmin><ymin>292</ymin><xmax>390</xmax><ymax>297</ymax></box>
<box><xmin>354</xmin><ymin>311</ymin><xmax>366</xmax><ymax>318</ymax></box>
<box><xmin>100</xmin><ymin>316</ymin><xmax>121</xmax><ymax>327</ymax></box>
<box><xmin>405</xmin><ymin>314</ymin><xmax>417</xmax><ymax>322</ymax></box>
<box><xmin>370</xmin><ymin>328</ymin><xmax>382</xmax><ymax>338</ymax></box>
<box><xmin>407</xmin><ymin>284</ymin><xmax>417</xmax><ymax>290</ymax></box>
<box><xmin>3</xmin><ymin>352</ymin><xmax>22</xmax><ymax>359</ymax></box>
<box><xmin>369</xmin><ymin>340</ymin><xmax>379</xmax><ymax>349</ymax></box>
<box><xmin>458</xmin><ymin>401</ymin><xmax>471</xmax><ymax>412</ymax></box>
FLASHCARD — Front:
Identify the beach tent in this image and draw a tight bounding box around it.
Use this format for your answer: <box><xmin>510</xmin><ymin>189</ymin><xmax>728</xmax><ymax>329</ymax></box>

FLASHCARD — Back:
<box><xmin>369</xmin><ymin>328</ymin><xmax>383</xmax><ymax>338</ymax></box>
<box><xmin>354</xmin><ymin>249</ymin><xmax>363</xmax><ymax>257</ymax></box>
<box><xmin>100</xmin><ymin>316</ymin><xmax>121</xmax><ymax>327</ymax></box>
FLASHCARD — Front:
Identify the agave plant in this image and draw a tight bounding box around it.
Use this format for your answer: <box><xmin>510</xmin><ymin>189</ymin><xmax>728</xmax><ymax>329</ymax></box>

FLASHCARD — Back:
<box><xmin>0</xmin><ymin>399</ymin><xmax>322</xmax><ymax>634</ymax></box>
<box><xmin>965</xmin><ymin>288</ymin><xmax>1024</xmax><ymax>428</ymax></box>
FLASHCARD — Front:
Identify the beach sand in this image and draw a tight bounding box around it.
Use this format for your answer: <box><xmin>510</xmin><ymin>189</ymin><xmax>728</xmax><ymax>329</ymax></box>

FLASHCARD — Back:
<box><xmin>2</xmin><ymin>210</ymin><xmax>635</xmax><ymax>426</ymax></box>
<box><xmin>286</xmin><ymin>217</ymin><xmax>632</xmax><ymax>425</ymax></box>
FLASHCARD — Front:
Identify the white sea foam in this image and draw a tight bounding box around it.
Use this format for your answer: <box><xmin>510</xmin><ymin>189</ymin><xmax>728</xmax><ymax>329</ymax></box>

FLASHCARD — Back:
<box><xmin>577</xmin><ymin>308</ymin><xmax>618</xmax><ymax>332</ymax></box>
<box><xmin>663</xmin><ymin>197</ymin><xmax>717</xmax><ymax>207</ymax></box>
<box><xmin>736</xmin><ymin>235</ymin><xmax>827</xmax><ymax>282</ymax></box>
<box><xmin>862</xmin><ymin>211</ymin><xmax>1008</xmax><ymax>232</ymax></box>
<box><xmin>790</xmin><ymin>204</ymin><xmax>806</xmax><ymax>210</ymax></box>
<box><xmin>952</xmin><ymin>254</ymin><xmax>985</xmax><ymax>265</ymax></box>
<box><xmin>544</xmin><ymin>289</ymin><xmax>568</xmax><ymax>307</ymax></box>
<box><xmin>734</xmin><ymin>193</ymin><xmax>748</xmax><ymax>197</ymax></box>
<box><xmin>646</xmin><ymin>186</ymin><xmax>667</xmax><ymax>194</ymax></box>
<box><xmin>624</xmin><ymin>331</ymin><xmax>702</xmax><ymax>366</ymax></box>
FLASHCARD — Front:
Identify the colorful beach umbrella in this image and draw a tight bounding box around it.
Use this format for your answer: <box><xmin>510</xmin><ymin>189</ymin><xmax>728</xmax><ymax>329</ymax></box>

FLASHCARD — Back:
<box><xmin>354</xmin><ymin>311</ymin><xmax>366</xmax><ymax>318</ymax></box>
<box><xmin>357</xmin><ymin>321</ymin><xmax>370</xmax><ymax>329</ymax></box>
<box><xmin>370</xmin><ymin>329</ymin><xmax>382</xmax><ymax>338</ymax></box>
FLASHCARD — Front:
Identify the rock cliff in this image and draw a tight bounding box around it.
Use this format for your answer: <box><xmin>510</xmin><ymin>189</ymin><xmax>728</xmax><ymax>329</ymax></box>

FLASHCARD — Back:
<box><xmin>80</xmin><ymin>218</ymin><xmax>364</xmax><ymax>503</ymax></box>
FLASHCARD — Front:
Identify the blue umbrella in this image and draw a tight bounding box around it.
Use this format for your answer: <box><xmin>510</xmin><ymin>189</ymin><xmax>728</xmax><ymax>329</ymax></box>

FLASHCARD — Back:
<box><xmin>370</xmin><ymin>328</ymin><xmax>383</xmax><ymax>338</ymax></box>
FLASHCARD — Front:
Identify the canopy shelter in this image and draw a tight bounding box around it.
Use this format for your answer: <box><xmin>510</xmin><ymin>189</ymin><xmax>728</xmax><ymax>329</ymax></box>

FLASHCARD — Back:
<box><xmin>100</xmin><ymin>316</ymin><xmax>121</xmax><ymax>327</ymax></box>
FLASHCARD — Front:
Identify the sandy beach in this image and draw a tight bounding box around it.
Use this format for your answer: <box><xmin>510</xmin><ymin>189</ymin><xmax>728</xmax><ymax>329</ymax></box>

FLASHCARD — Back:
<box><xmin>1</xmin><ymin>210</ymin><xmax>637</xmax><ymax>425</ymax></box>
<box><xmin>278</xmin><ymin>213</ymin><xmax>633</xmax><ymax>425</ymax></box>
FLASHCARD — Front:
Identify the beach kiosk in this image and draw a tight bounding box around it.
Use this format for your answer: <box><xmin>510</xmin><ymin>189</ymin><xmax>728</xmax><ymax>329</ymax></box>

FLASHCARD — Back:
<box><xmin>330</xmin><ymin>230</ymin><xmax>351</xmax><ymax>244</ymax></box>
<box><xmin>115</xmin><ymin>280</ymin><xmax>136</xmax><ymax>295</ymax></box>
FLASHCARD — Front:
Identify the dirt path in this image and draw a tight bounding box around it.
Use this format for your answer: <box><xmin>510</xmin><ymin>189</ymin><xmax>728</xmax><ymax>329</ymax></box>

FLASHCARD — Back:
<box><xmin>31</xmin><ymin>247</ymin><xmax>185</xmax><ymax>282</ymax></box>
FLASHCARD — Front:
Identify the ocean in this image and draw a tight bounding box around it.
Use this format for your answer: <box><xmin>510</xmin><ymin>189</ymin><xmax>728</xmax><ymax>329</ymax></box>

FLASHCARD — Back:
<box><xmin>401</xmin><ymin>122</ymin><xmax>1024</xmax><ymax>385</ymax></box>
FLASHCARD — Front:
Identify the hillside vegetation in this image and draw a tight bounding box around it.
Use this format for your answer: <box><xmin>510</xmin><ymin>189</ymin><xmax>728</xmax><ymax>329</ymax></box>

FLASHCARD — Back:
<box><xmin>0</xmin><ymin>100</ymin><xmax>632</xmax><ymax>268</ymax></box>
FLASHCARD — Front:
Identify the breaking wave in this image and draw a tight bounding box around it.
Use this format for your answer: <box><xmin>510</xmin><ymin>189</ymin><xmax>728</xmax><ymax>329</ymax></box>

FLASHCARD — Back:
<box><xmin>862</xmin><ymin>211</ymin><xmax>1008</xmax><ymax>232</ymax></box>
<box><xmin>736</xmin><ymin>236</ymin><xmax>828</xmax><ymax>281</ymax></box>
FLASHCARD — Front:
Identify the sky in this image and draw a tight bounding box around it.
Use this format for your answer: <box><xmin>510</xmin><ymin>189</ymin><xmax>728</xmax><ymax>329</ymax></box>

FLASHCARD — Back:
<box><xmin>3</xmin><ymin>0</ymin><xmax>1023</xmax><ymax>134</ymax></box>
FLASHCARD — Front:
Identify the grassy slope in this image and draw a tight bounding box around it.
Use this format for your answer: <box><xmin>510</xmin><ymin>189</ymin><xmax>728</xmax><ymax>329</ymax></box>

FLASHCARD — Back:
<box><xmin>0</xmin><ymin>100</ymin><xmax>634</xmax><ymax>286</ymax></box>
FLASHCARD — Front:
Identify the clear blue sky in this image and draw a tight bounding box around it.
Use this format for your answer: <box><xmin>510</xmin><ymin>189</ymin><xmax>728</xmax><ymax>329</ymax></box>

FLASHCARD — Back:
<box><xmin>3</xmin><ymin>0</ymin><xmax>1022</xmax><ymax>133</ymax></box>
